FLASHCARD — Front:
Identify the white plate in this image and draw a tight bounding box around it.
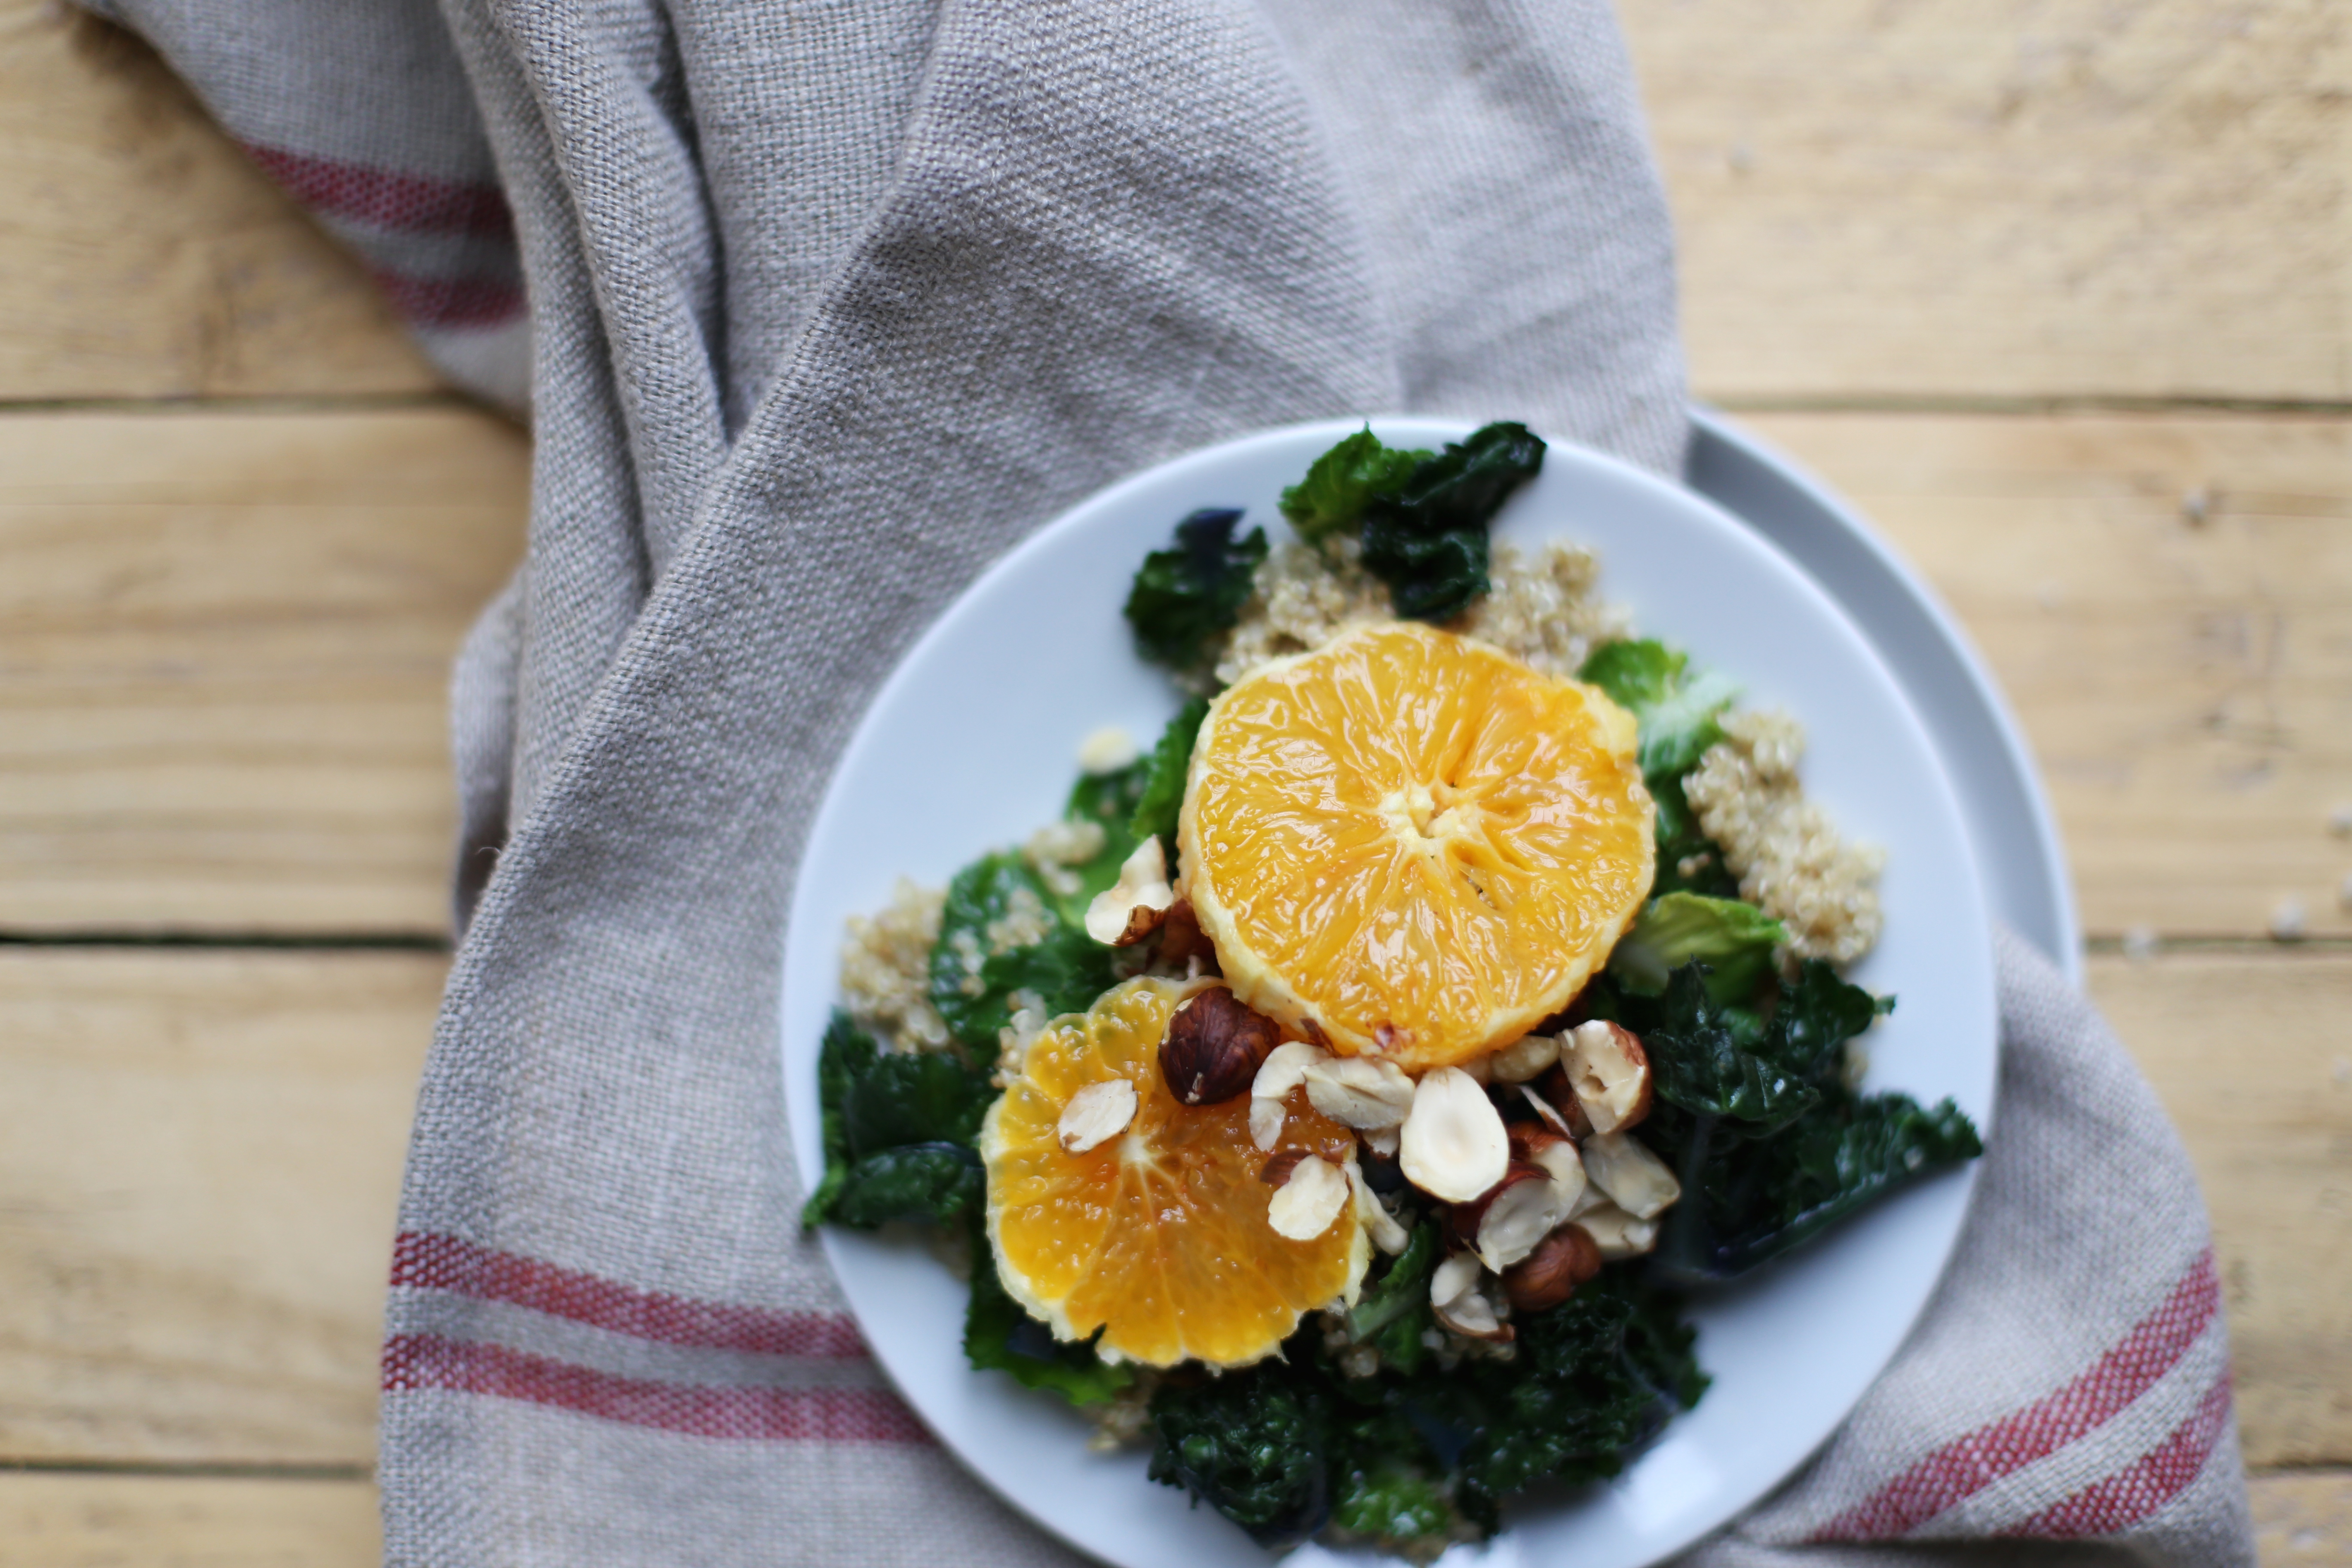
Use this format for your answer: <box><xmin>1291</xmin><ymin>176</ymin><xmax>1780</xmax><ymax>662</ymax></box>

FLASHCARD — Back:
<box><xmin>783</xmin><ymin>419</ymin><xmax>1999</xmax><ymax>1568</ymax></box>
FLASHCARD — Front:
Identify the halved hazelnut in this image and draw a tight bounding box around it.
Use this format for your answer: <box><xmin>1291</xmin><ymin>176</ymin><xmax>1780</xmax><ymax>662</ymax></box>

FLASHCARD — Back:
<box><xmin>1521</xmin><ymin>1084</ymin><xmax>1576</xmax><ymax>1140</ymax></box>
<box><xmin>1160</xmin><ymin>985</ymin><xmax>1279</xmax><ymax>1106</ymax></box>
<box><xmin>1429</xmin><ymin>1252</ymin><xmax>1512</xmax><ymax>1342</ymax></box>
<box><xmin>1248</xmin><ymin>1096</ymin><xmax>1286</xmax><ymax>1152</ymax></box>
<box><xmin>1501</xmin><ymin>1222</ymin><xmax>1604</xmax><ymax>1312</ymax></box>
<box><xmin>1508</xmin><ymin>1125</ymin><xmax>1588</xmax><ymax>1214</ymax></box>
<box><xmin>1533</xmin><ymin>1065</ymin><xmax>1594</xmax><ymax>1139</ymax></box>
<box><xmin>1465</xmin><ymin>1160</ymin><xmax>1577</xmax><ymax>1272</ymax></box>
<box><xmin>1058</xmin><ymin>1078</ymin><xmax>1137</xmax><ymax>1154</ymax></box>
<box><xmin>1259</xmin><ymin>1148</ymin><xmax>1311</xmax><ymax>1186</ymax></box>
<box><xmin>1084</xmin><ymin>837</ymin><xmax>1175</xmax><ymax>945</ymax></box>
<box><xmin>1564</xmin><ymin>1020</ymin><xmax>1653</xmax><ymax>1134</ymax></box>
<box><xmin>1574</xmin><ymin>1204</ymin><xmax>1660</xmax><ymax>1261</ymax></box>
<box><xmin>1303</xmin><ymin>1056</ymin><xmax>1415</xmax><ymax>1130</ymax></box>
<box><xmin>1488</xmin><ymin>1032</ymin><xmax>1561</xmax><ymax>1084</ymax></box>
<box><xmin>1252</xmin><ymin>1040</ymin><xmax>1331</xmax><ymax>1102</ymax></box>
<box><xmin>1266</xmin><ymin>1154</ymin><xmax>1349</xmax><ymax>1240</ymax></box>
<box><xmin>1361</xmin><ymin>1124</ymin><xmax>1400</xmax><ymax>1159</ymax></box>
<box><xmin>1581</xmin><ymin>1130</ymin><xmax>1681</xmax><ymax>1219</ymax></box>
<box><xmin>1345</xmin><ymin>1159</ymin><xmax>1412</xmax><ymax>1255</ymax></box>
<box><xmin>1399</xmin><ymin>1067</ymin><xmax>1510</xmax><ymax>1203</ymax></box>
<box><xmin>1156</xmin><ymin>897</ymin><xmax>1213</xmax><ymax>969</ymax></box>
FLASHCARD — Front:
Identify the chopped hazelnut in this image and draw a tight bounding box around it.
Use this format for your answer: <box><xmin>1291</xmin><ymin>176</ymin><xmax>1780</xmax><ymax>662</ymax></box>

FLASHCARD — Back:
<box><xmin>1159</xmin><ymin>985</ymin><xmax>1279</xmax><ymax>1105</ymax></box>
<box><xmin>1083</xmin><ymin>837</ymin><xmax>1175</xmax><ymax>945</ymax></box>
<box><xmin>1057</xmin><ymin>1078</ymin><xmax>1137</xmax><ymax>1154</ymax></box>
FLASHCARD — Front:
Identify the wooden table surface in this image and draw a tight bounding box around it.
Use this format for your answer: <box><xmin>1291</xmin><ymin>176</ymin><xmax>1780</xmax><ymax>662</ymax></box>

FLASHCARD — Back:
<box><xmin>2</xmin><ymin>0</ymin><xmax>2346</xmax><ymax>1561</ymax></box>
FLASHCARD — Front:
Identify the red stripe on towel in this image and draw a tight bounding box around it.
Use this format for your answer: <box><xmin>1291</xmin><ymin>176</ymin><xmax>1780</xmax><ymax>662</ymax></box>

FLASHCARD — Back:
<box><xmin>2003</xmin><ymin>1373</ymin><xmax>2235</xmax><ymax>1538</ymax></box>
<box><xmin>367</xmin><ymin>268</ymin><xmax>525</xmax><ymax>329</ymax></box>
<box><xmin>392</xmin><ymin>1232</ymin><xmax>869</xmax><ymax>1359</ymax></box>
<box><xmin>1810</xmin><ymin>1248</ymin><xmax>2220</xmax><ymax>1541</ymax></box>
<box><xmin>244</xmin><ymin>144</ymin><xmax>513</xmax><ymax>239</ymax></box>
<box><xmin>382</xmin><ymin>1333</ymin><xmax>929</xmax><ymax>1444</ymax></box>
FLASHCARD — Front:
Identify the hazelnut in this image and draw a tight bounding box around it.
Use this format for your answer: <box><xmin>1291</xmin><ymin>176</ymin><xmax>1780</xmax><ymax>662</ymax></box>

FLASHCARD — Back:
<box><xmin>1487</xmin><ymin>1032</ymin><xmax>1561</xmax><ymax>1084</ymax></box>
<box><xmin>1084</xmin><ymin>837</ymin><xmax>1175</xmax><ymax>945</ymax></box>
<box><xmin>1563</xmin><ymin>1020</ymin><xmax>1653</xmax><ymax>1134</ymax></box>
<box><xmin>1156</xmin><ymin>897</ymin><xmax>1214</xmax><ymax>969</ymax></box>
<box><xmin>1581</xmin><ymin>1131</ymin><xmax>1681</xmax><ymax>1220</ymax></box>
<box><xmin>1507</xmin><ymin>1124</ymin><xmax>1588</xmax><ymax>1213</ymax></box>
<box><xmin>1519</xmin><ymin>1084</ymin><xmax>1576</xmax><ymax>1140</ymax></box>
<box><xmin>1303</xmin><ymin>1055</ymin><xmax>1415</xmax><ymax>1130</ymax></box>
<box><xmin>1259</xmin><ymin>1148</ymin><xmax>1311</xmax><ymax>1186</ymax></box>
<box><xmin>1248</xmin><ymin>1096</ymin><xmax>1287</xmax><ymax>1152</ymax></box>
<box><xmin>1265</xmin><ymin>1154</ymin><xmax>1349</xmax><ymax>1241</ymax></box>
<box><xmin>1429</xmin><ymin>1251</ymin><xmax>1512</xmax><ymax>1342</ymax></box>
<box><xmin>1533</xmin><ymin>1063</ymin><xmax>1595</xmax><ymax>1139</ymax></box>
<box><xmin>1501</xmin><ymin>1224</ymin><xmax>1603</xmax><ymax>1312</ymax></box>
<box><xmin>1057</xmin><ymin>1078</ymin><xmax>1138</xmax><ymax>1154</ymax></box>
<box><xmin>1344</xmin><ymin>1159</ymin><xmax>1412</xmax><ymax>1255</ymax></box>
<box><xmin>1458</xmin><ymin>1160</ymin><xmax>1576</xmax><ymax>1271</ymax></box>
<box><xmin>1252</xmin><ymin>1039</ymin><xmax>1330</xmax><ymax>1102</ymax></box>
<box><xmin>1398</xmin><ymin>1067</ymin><xmax>1510</xmax><ymax>1203</ymax></box>
<box><xmin>1160</xmin><ymin>986</ymin><xmax>1280</xmax><ymax>1106</ymax></box>
<box><xmin>1574</xmin><ymin>1204</ymin><xmax>1660</xmax><ymax>1261</ymax></box>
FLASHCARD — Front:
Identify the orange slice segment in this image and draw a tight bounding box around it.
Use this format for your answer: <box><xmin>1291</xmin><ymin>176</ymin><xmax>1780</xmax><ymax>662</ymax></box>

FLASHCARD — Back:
<box><xmin>980</xmin><ymin>977</ymin><xmax>1366</xmax><ymax>1369</ymax></box>
<box><xmin>1179</xmin><ymin>622</ymin><xmax>1654</xmax><ymax>1071</ymax></box>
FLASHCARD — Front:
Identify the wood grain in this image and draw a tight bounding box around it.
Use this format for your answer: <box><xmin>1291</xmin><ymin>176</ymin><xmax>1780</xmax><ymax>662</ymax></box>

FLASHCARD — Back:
<box><xmin>1749</xmin><ymin>410</ymin><xmax>2352</xmax><ymax>940</ymax></box>
<box><xmin>0</xmin><ymin>407</ymin><xmax>527</xmax><ymax>936</ymax></box>
<box><xmin>1624</xmin><ymin>0</ymin><xmax>2351</xmax><ymax>404</ymax></box>
<box><xmin>2090</xmin><ymin>949</ymin><xmax>2352</xmax><ymax>1471</ymax></box>
<box><xmin>0</xmin><ymin>1473</ymin><xmax>378</xmax><ymax>1568</ymax></box>
<box><xmin>0</xmin><ymin>0</ymin><xmax>436</xmax><ymax>401</ymax></box>
<box><xmin>0</xmin><ymin>950</ymin><xmax>441</xmax><ymax>1464</ymax></box>
<box><xmin>2254</xmin><ymin>1469</ymin><xmax>2352</xmax><ymax>1566</ymax></box>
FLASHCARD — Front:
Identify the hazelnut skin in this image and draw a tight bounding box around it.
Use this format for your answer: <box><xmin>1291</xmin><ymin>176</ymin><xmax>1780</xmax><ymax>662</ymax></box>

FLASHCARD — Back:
<box><xmin>1160</xmin><ymin>986</ymin><xmax>1280</xmax><ymax>1106</ymax></box>
<box><xmin>1501</xmin><ymin>1223</ymin><xmax>1604</xmax><ymax>1313</ymax></box>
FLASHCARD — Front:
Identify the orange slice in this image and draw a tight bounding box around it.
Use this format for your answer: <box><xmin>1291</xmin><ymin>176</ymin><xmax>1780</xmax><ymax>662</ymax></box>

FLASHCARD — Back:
<box><xmin>980</xmin><ymin>978</ymin><xmax>1366</xmax><ymax>1369</ymax></box>
<box><xmin>1179</xmin><ymin>622</ymin><xmax>1654</xmax><ymax>1071</ymax></box>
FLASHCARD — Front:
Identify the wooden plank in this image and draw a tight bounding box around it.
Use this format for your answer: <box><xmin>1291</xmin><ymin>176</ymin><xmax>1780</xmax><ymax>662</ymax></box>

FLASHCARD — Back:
<box><xmin>1624</xmin><ymin>0</ymin><xmax>2351</xmax><ymax>403</ymax></box>
<box><xmin>0</xmin><ymin>0</ymin><xmax>436</xmax><ymax>401</ymax></box>
<box><xmin>0</xmin><ymin>1472</ymin><xmax>377</xmax><ymax>1568</ymax></box>
<box><xmin>1747</xmin><ymin>410</ymin><xmax>2352</xmax><ymax>941</ymax></box>
<box><xmin>2254</xmin><ymin>1469</ymin><xmax>2352</xmax><ymax>1566</ymax></box>
<box><xmin>2090</xmin><ymin>950</ymin><xmax>2352</xmax><ymax>1470</ymax></box>
<box><xmin>0</xmin><ymin>950</ymin><xmax>441</xmax><ymax>1465</ymax></box>
<box><xmin>0</xmin><ymin>407</ymin><xmax>526</xmax><ymax>936</ymax></box>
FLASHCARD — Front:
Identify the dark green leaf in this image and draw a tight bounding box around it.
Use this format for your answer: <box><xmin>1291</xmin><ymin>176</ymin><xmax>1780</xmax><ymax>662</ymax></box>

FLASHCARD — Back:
<box><xmin>1609</xmin><ymin>892</ymin><xmax>1785</xmax><ymax>1004</ymax></box>
<box><xmin>1124</xmin><ymin>508</ymin><xmax>1268</xmax><ymax>671</ymax></box>
<box><xmin>1056</xmin><ymin>764</ymin><xmax>1148</xmax><ymax>925</ymax></box>
<box><xmin>1128</xmin><ymin>697</ymin><xmax>1211</xmax><ymax>852</ymax></box>
<box><xmin>1357</xmin><ymin>422</ymin><xmax>1546</xmax><ymax>623</ymax></box>
<box><xmin>1328</xmin><ymin>1465</ymin><xmax>1458</xmax><ymax>1547</ymax></box>
<box><xmin>965</xmin><ymin>1221</ymin><xmax>1133</xmax><ymax>1406</ymax></box>
<box><xmin>1344</xmin><ymin>1220</ymin><xmax>1439</xmax><ymax>1376</ymax></box>
<box><xmin>1645</xmin><ymin>963</ymin><xmax>1822</xmax><ymax>1132</ymax></box>
<box><xmin>826</xmin><ymin>1143</ymin><xmax>983</xmax><ymax>1228</ymax></box>
<box><xmin>1279</xmin><ymin>427</ymin><xmax>1429</xmax><ymax>548</ymax></box>
<box><xmin>1648</xmin><ymin>772</ymin><xmax>1741</xmax><ymax>900</ymax></box>
<box><xmin>1763</xmin><ymin>959</ymin><xmax>1893</xmax><ymax>1087</ymax></box>
<box><xmin>1148</xmin><ymin>1366</ymin><xmax>1331</xmax><ymax>1546</ymax></box>
<box><xmin>842</xmin><ymin>1050</ymin><xmax>992</xmax><ymax>1158</ymax></box>
<box><xmin>801</xmin><ymin>1011</ymin><xmax>881</xmax><ymax>1226</ymax></box>
<box><xmin>929</xmin><ymin>852</ymin><xmax>1121</xmax><ymax>1053</ymax></box>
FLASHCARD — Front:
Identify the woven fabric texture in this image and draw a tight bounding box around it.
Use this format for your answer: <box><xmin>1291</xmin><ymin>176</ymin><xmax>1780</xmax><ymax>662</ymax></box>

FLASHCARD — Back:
<box><xmin>85</xmin><ymin>0</ymin><xmax>2253</xmax><ymax>1562</ymax></box>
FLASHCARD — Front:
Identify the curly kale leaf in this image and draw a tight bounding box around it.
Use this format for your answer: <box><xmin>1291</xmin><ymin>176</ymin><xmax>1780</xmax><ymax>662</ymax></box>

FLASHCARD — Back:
<box><xmin>1644</xmin><ymin>963</ymin><xmax>1822</xmax><ymax>1133</ymax></box>
<box><xmin>1124</xmin><ymin>507</ymin><xmax>1268</xmax><ymax>672</ymax></box>
<box><xmin>802</xmin><ymin>1011</ymin><xmax>995</xmax><ymax>1230</ymax></box>
<box><xmin>1763</xmin><ymin>958</ymin><xmax>1893</xmax><ymax>1087</ymax></box>
<box><xmin>824</xmin><ymin>1142</ymin><xmax>983</xmax><ymax>1228</ymax></box>
<box><xmin>965</xmin><ymin>1220</ymin><xmax>1133</xmax><ymax>1406</ymax></box>
<box><xmin>1610</xmin><ymin>892</ymin><xmax>1785</xmax><ymax>1005</ymax></box>
<box><xmin>1359</xmin><ymin>422</ymin><xmax>1547</xmax><ymax>622</ymax></box>
<box><xmin>1329</xmin><ymin>1465</ymin><xmax>1459</xmax><ymax>1550</ymax></box>
<box><xmin>1128</xmin><ymin>697</ymin><xmax>1210</xmax><ymax>852</ymax></box>
<box><xmin>802</xmin><ymin>1011</ymin><xmax>880</xmax><ymax>1225</ymax></box>
<box><xmin>928</xmin><ymin>851</ymin><xmax>1120</xmax><ymax>1055</ymax></box>
<box><xmin>1148</xmin><ymin>1366</ymin><xmax>1331</xmax><ymax>1547</ymax></box>
<box><xmin>1060</xmin><ymin>760</ymin><xmax>1149</xmax><ymax>921</ymax></box>
<box><xmin>1343</xmin><ymin>1220</ymin><xmax>1439</xmax><ymax>1376</ymax></box>
<box><xmin>1279</xmin><ymin>426</ymin><xmax>1431</xmax><ymax>548</ymax></box>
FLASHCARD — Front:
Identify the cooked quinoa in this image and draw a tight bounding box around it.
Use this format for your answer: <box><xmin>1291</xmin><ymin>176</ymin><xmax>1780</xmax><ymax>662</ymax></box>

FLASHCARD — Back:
<box><xmin>840</xmin><ymin>878</ymin><xmax>951</xmax><ymax>1051</ymax></box>
<box><xmin>1212</xmin><ymin>538</ymin><xmax>1628</xmax><ymax>688</ymax></box>
<box><xmin>1682</xmin><ymin>710</ymin><xmax>1884</xmax><ymax>965</ymax></box>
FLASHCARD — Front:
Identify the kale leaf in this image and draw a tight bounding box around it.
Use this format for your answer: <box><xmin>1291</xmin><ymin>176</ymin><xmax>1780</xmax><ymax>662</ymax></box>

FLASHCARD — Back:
<box><xmin>928</xmin><ymin>851</ymin><xmax>1120</xmax><ymax>1054</ymax></box>
<box><xmin>1060</xmin><ymin>761</ymin><xmax>1149</xmax><ymax>922</ymax></box>
<box><xmin>1643</xmin><ymin>963</ymin><xmax>1822</xmax><ymax>1133</ymax></box>
<box><xmin>1328</xmin><ymin>1465</ymin><xmax>1457</xmax><ymax>1547</ymax></box>
<box><xmin>964</xmin><ymin>1219</ymin><xmax>1133</xmax><ymax>1406</ymax></box>
<box><xmin>1359</xmin><ymin>422</ymin><xmax>1547</xmax><ymax>622</ymax></box>
<box><xmin>1148</xmin><ymin>1365</ymin><xmax>1332</xmax><ymax>1547</ymax></box>
<box><xmin>1279</xmin><ymin>426</ymin><xmax>1430</xmax><ymax>548</ymax></box>
<box><xmin>802</xmin><ymin>1010</ymin><xmax>995</xmax><ymax>1230</ymax></box>
<box><xmin>1649</xmin><ymin>771</ymin><xmax>1742</xmax><ymax>900</ymax></box>
<box><xmin>824</xmin><ymin>1142</ymin><xmax>983</xmax><ymax>1228</ymax></box>
<box><xmin>1128</xmin><ymin>697</ymin><xmax>1210</xmax><ymax>852</ymax></box>
<box><xmin>1124</xmin><ymin>508</ymin><xmax>1268</xmax><ymax>672</ymax></box>
<box><xmin>1343</xmin><ymin>1219</ymin><xmax>1439</xmax><ymax>1376</ymax></box>
<box><xmin>1577</xmin><ymin>638</ymin><xmax>1741</xmax><ymax>781</ymax></box>
<box><xmin>1762</xmin><ymin>958</ymin><xmax>1893</xmax><ymax>1087</ymax></box>
<box><xmin>1609</xmin><ymin>892</ymin><xmax>1786</xmax><ymax>1005</ymax></box>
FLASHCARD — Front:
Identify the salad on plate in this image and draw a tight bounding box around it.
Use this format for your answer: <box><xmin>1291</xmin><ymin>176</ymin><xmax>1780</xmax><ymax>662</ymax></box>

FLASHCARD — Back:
<box><xmin>802</xmin><ymin>423</ymin><xmax>1983</xmax><ymax>1559</ymax></box>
